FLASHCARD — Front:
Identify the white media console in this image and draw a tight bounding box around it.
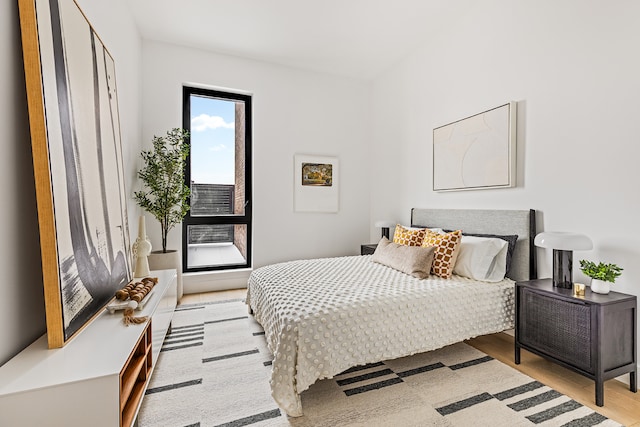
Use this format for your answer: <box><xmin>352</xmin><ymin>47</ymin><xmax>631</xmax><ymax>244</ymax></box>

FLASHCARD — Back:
<box><xmin>0</xmin><ymin>269</ymin><xmax>177</xmax><ymax>427</ymax></box>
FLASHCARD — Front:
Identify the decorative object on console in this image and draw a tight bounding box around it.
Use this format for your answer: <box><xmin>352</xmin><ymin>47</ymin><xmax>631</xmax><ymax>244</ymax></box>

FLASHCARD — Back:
<box><xmin>374</xmin><ymin>220</ymin><xmax>395</xmax><ymax>239</ymax></box>
<box><xmin>433</xmin><ymin>101</ymin><xmax>517</xmax><ymax>192</ymax></box>
<box><xmin>579</xmin><ymin>259</ymin><xmax>623</xmax><ymax>295</ymax></box>
<box><xmin>294</xmin><ymin>154</ymin><xmax>339</xmax><ymax>213</ymax></box>
<box><xmin>573</xmin><ymin>283</ymin><xmax>586</xmax><ymax>296</ymax></box>
<box><xmin>132</xmin><ymin>216</ymin><xmax>152</xmax><ymax>278</ymax></box>
<box><xmin>534</xmin><ymin>231</ymin><xmax>592</xmax><ymax>289</ymax></box>
<box><xmin>134</xmin><ymin>128</ymin><xmax>190</xmax><ymax>299</ymax></box>
<box><xmin>18</xmin><ymin>0</ymin><xmax>133</xmax><ymax>348</ymax></box>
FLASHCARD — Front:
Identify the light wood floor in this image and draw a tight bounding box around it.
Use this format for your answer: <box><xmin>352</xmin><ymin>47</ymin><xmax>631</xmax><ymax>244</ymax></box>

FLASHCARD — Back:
<box><xmin>181</xmin><ymin>289</ymin><xmax>640</xmax><ymax>426</ymax></box>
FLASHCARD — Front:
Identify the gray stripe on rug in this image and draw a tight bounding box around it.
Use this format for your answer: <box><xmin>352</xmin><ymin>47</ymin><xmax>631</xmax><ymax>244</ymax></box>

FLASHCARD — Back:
<box><xmin>341</xmin><ymin>361</ymin><xmax>385</xmax><ymax>375</ymax></box>
<box><xmin>203</xmin><ymin>349</ymin><xmax>259</xmax><ymax>363</ymax></box>
<box><xmin>175</xmin><ymin>306</ymin><xmax>205</xmax><ymax>312</ymax></box>
<box><xmin>161</xmin><ymin>342</ymin><xmax>203</xmax><ymax>352</ymax></box>
<box><xmin>163</xmin><ymin>337</ymin><xmax>203</xmax><ymax>346</ymax></box>
<box><xmin>561</xmin><ymin>412</ymin><xmax>608</xmax><ymax>427</ymax></box>
<box><xmin>170</xmin><ymin>323</ymin><xmax>205</xmax><ymax>331</ymax></box>
<box><xmin>164</xmin><ymin>331</ymin><xmax>204</xmax><ymax>340</ymax></box>
<box><xmin>343</xmin><ymin>377</ymin><xmax>404</xmax><ymax>395</ymax></box>
<box><xmin>178</xmin><ymin>298</ymin><xmax>244</xmax><ymax>309</ymax></box>
<box><xmin>336</xmin><ymin>368</ymin><xmax>395</xmax><ymax>386</ymax></box>
<box><xmin>436</xmin><ymin>392</ymin><xmax>494</xmax><ymax>415</ymax></box>
<box><xmin>145</xmin><ymin>378</ymin><xmax>202</xmax><ymax>395</ymax></box>
<box><xmin>213</xmin><ymin>408</ymin><xmax>281</xmax><ymax>427</ymax></box>
<box><xmin>526</xmin><ymin>399</ymin><xmax>583</xmax><ymax>424</ymax></box>
<box><xmin>494</xmin><ymin>381</ymin><xmax>544</xmax><ymax>400</ymax></box>
<box><xmin>449</xmin><ymin>355</ymin><xmax>493</xmax><ymax>370</ymax></box>
<box><xmin>398</xmin><ymin>362</ymin><xmax>445</xmax><ymax>377</ymax></box>
<box><xmin>508</xmin><ymin>389</ymin><xmax>562</xmax><ymax>411</ymax></box>
<box><xmin>205</xmin><ymin>316</ymin><xmax>248</xmax><ymax>324</ymax></box>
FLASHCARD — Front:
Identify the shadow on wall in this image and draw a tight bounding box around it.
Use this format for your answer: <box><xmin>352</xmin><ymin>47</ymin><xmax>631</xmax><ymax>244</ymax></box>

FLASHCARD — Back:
<box><xmin>0</xmin><ymin>0</ymin><xmax>46</xmax><ymax>365</ymax></box>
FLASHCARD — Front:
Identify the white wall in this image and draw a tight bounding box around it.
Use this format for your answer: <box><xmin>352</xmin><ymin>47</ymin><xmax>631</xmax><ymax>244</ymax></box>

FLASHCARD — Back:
<box><xmin>370</xmin><ymin>0</ymin><xmax>640</xmax><ymax>371</ymax></box>
<box><xmin>0</xmin><ymin>0</ymin><xmax>142</xmax><ymax>365</ymax></box>
<box><xmin>141</xmin><ymin>41</ymin><xmax>370</xmax><ymax>291</ymax></box>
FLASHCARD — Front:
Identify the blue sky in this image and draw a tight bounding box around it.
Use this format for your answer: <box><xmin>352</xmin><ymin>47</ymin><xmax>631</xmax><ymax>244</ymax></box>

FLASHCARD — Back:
<box><xmin>190</xmin><ymin>95</ymin><xmax>235</xmax><ymax>184</ymax></box>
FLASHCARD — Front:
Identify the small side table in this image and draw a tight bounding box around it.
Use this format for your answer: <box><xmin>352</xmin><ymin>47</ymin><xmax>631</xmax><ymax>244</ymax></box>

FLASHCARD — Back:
<box><xmin>515</xmin><ymin>278</ymin><xmax>637</xmax><ymax>406</ymax></box>
<box><xmin>360</xmin><ymin>244</ymin><xmax>377</xmax><ymax>255</ymax></box>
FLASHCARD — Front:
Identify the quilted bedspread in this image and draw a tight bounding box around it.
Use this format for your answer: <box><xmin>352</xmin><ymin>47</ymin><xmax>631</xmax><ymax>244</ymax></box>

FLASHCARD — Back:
<box><xmin>246</xmin><ymin>255</ymin><xmax>515</xmax><ymax>417</ymax></box>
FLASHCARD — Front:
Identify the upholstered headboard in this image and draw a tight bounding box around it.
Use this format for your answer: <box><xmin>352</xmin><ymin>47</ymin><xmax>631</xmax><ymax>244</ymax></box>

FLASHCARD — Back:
<box><xmin>410</xmin><ymin>208</ymin><xmax>537</xmax><ymax>282</ymax></box>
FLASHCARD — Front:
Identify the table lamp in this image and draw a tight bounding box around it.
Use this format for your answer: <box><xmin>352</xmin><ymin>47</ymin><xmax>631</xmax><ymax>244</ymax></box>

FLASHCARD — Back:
<box><xmin>534</xmin><ymin>231</ymin><xmax>593</xmax><ymax>288</ymax></box>
<box><xmin>374</xmin><ymin>220</ymin><xmax>396</xmax><ymax>239</ymax></box>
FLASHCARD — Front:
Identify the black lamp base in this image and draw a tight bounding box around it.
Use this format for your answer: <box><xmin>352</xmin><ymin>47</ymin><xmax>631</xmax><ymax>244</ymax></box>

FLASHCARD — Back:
<box><xmin>552</xmin><ymin>249</ymin><xmax>573</xmax><ymax>289</ymax></box>
<box><xmin>381</xmin><ymin>227</ymin><xmax>390</xmax><ymax>239</ymax></box>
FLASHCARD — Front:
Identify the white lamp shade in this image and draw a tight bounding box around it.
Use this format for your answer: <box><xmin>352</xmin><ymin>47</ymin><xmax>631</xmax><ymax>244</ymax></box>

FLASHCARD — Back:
<box><xmin>374</xmin><ymin>220</ymin><xmax>396</xmax><ymax>228</ymax></box>
<box><xmin>534</xmin><ymin>232</ymin><xmax>593</xmax><ymax>251</ymax></box>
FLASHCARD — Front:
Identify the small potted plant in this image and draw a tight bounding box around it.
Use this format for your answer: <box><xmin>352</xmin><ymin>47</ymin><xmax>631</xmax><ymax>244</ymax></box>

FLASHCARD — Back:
<box><xmin>579</xmin><ymin>259</ymin><xmax>623</xmax><ymax>294</ymax></box>
<box><xmin>134</xmin><ymin>128</ymin><xmax>190</xmax><ymax>298</ymax></box>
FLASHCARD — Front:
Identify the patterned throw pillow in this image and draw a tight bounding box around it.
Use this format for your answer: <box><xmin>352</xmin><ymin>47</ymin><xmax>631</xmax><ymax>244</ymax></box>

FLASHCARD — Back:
<box><xmin>421</xmin><ymin>229</ymin><xmax>462</xmax><ymax>278</ymax></box>
<box><xmin>392</xmin><ymin>224</ymin><xmax>426</xmax><ymax>246</ymax></box>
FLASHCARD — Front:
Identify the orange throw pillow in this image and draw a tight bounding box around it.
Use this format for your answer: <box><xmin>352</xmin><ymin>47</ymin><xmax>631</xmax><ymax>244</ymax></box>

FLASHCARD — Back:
<box><xmin>422</xmin><ymin>229</ymin><xmax>462</xmax><ymax>278</ymax></box>
<box><xmin>392</xmin><ymin>224</ymin><xmax>426</xmax><ymax>247</ymax></box>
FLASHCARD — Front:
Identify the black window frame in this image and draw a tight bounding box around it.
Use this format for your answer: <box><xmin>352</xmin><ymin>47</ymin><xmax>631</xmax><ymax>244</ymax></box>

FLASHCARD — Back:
<box><xmin>182</xmin><ymin>86</ymin><xmax>252</xmax><ymax>272</ymax></box>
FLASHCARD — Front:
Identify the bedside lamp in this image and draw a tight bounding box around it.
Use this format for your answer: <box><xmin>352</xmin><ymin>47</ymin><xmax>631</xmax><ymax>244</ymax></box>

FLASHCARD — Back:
<box><xmin>374</xmin><ymin>220</ymin><xmax>395</xmax><ymax>239</ymax></box>
<box><xmin>534</xmin><ymin>231</ymin><xmax>593</xmax><ymax>289</ymax></box>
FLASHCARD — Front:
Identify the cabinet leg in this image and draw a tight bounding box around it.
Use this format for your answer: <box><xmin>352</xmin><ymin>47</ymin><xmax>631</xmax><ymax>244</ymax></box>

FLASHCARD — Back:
<box><xmin>631</xmin><ymin>371</ymin><xmax>637</xmax><ymax>393</ymax></box>
<box><xmin>515</xmin><ymin>346</ymin><xmax>520</xmax><ymax>365</ymax></box>
<box><xmin>595</xmin><ymin>380</ymin><xmax>604</xmax><ymax>407</ymax></box>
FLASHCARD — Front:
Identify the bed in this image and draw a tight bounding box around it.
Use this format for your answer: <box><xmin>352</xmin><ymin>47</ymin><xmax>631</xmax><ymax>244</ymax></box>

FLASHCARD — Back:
<box><xmin>246</xmin><ymin>208</ymin><xmax>537</xmax><ymax>417</ymax></box>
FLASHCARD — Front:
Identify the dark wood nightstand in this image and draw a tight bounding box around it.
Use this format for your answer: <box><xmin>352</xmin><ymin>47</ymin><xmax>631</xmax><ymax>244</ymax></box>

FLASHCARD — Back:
<box><xmin>515</xmin><ymin>278</ymin><xmax>637</xmax><ymax>406</ymax></box>
<box><xmin>360</xmin><ymin>244</ymin><xmax>377</xmax><ymax>255</ymax></box>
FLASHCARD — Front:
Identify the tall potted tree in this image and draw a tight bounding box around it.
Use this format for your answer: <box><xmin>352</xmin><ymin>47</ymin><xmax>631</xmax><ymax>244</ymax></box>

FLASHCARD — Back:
<box><xmin>134</xmin><ymin>128</ymin><xmax>190</xmax><ymax>299</ymax></box>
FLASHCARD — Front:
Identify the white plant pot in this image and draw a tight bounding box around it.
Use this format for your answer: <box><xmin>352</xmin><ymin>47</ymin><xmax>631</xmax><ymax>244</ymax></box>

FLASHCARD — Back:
<box><xmin>148</xmin><ymin>250</ymin><xmax>183</xmax><ymax>301</ymax></box>
<box><xmin>590</xmin><ymin>278</ymin><xmax>610</xmax><ymax>295</ymax></box>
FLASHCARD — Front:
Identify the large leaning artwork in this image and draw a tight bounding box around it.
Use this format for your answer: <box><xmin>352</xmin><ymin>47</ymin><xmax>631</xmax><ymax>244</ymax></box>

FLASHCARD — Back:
<box><xmin>433</xmin><ymin>102</ymin><xmax>517</xmax><ymax>192</ymax></box>
<box><xmin>19</xmin><ymin>0</ymin><xmax>132</xmax><ymax>347</ymax></box>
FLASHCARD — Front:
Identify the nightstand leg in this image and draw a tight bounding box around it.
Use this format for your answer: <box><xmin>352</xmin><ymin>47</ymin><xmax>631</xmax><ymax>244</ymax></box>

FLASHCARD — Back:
<box><xmin>631</xmin><ymin>371</ymin><xmax>637</xmax><ymax>393</ymax></box>
<box><xmin>595</xmin><ymin>380</ymin><xmax>604</xmax><ymax>407</ymax></box>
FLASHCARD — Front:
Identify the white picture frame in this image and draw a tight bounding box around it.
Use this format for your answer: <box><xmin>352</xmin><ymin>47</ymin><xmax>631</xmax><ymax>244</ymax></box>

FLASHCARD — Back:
<box><xmin>294</xmin><ymin>154</ymin><xmax>339</xmax><ymax>213</ymax></box>
<box><xmin>433</xmin><ymin>101</ymin><xmax>517</xmax><ymax>192</ymax></box>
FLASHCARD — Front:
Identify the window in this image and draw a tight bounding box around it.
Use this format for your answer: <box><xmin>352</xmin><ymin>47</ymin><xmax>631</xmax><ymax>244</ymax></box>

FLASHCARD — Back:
<box><xmin>182</xmin><ymin>86</ymin><xmax>252</xmax><ymax>272</ymax></box>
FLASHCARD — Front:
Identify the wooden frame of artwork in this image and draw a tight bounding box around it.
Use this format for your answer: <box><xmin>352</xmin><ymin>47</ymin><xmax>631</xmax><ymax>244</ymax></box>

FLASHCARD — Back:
<box><xmin>294</xmin><ymin>154</ymin><xmax>339</xmax><ymax>213</ymax></box>
<box><xmin>433</xmin><ymin>101</ymin><xmax>517</xmax><ymax>192</ymax></box>
<box><xmin>18</xmin><ymin>0</ymin><xmax>132</xmax><ymax>348</ymax></box>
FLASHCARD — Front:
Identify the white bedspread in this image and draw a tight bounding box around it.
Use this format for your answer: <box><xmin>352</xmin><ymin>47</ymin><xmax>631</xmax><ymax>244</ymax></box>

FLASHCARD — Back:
<box><xmin>246</xmin><ymin>255</ymin><xmax>515</xmax><ymax>417</ymax></box>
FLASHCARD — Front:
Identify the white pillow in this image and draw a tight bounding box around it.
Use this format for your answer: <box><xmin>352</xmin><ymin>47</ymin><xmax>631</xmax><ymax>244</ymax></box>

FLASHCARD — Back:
<box><xmin>453</xmin><ymin>235</ymin><xmax>509</xmax><ymax>282</ymax></box>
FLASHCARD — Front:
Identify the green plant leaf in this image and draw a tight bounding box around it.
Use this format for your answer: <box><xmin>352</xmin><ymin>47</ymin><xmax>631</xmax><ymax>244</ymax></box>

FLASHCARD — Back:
<box><xmin>134</xmin><ymin>128</ymin><xmax>190</xmax><ymax>252</ymax></box>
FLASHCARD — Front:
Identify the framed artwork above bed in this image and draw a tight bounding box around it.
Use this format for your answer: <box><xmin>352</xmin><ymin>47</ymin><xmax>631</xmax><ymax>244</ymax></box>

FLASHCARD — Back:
<box><xmin>433</xmin><ymin>101</ymin><xmax>517</xmax><ymax>192</ymax></box>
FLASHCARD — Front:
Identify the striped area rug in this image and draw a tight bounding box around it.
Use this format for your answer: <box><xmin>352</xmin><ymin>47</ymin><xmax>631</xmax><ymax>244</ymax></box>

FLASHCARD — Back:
<box><xmin>136</xmin><ymin>300</ymin><xmax>622</xmax><ymax>427</ymax></box>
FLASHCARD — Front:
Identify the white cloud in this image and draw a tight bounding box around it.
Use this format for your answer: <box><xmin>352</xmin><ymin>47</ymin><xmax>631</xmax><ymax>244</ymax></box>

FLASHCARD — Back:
<box><xmin>191</xmin><ymin>114</ymin><xmax>234</xmax><ymax>132</ymax></box>
<box><xmin>209</xmin><ymin>144</ymin><xmax>226</xmax><ymax>152</ymax></box>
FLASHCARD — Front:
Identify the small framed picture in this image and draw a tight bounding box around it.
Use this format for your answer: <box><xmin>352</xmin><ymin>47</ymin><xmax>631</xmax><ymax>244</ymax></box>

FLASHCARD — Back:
<box><xmin>294</xmin><ymin>154</ymin><xmax>339</xmax><ymax>212</ymax></box>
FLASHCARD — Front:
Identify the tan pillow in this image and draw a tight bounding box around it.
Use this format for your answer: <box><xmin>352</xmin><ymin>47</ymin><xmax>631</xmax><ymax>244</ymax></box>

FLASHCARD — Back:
<box><xmin>372</xmin><ymin>237</ymin><xmax>435</xmax><ymax>279</ymax></box>
<box><xmin>392</xmin><ymin>224</ymin><xmax>426</xmax><ymax>246</ymax></box>
<box><xmin>421</xmin><ymin>229</ymin><xmax>462</xmax><ymax>279</ymax></box>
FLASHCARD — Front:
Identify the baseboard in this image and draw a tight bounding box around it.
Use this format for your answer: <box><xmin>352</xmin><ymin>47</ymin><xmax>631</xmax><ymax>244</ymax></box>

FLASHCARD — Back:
<box><xmin>183</xmin><ymin>268</ymin><xmax>251</xmax><ymax>294</ymax></box>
